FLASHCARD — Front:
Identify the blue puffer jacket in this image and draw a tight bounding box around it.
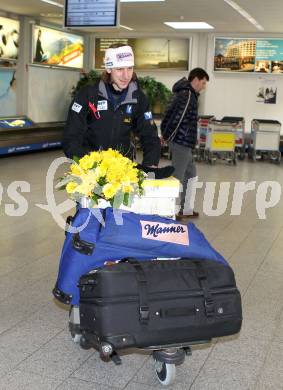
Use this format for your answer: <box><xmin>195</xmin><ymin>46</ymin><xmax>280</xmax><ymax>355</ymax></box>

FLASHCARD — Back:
<box><xmin>161</xmin><ymin>78</ymin><xmax>199</xmax><ymax>148</ymax></box>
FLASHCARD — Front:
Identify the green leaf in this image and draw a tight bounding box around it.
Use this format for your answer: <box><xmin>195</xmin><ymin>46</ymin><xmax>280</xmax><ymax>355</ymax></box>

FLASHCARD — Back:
<box><xmin>98</xmin><ymin>176</ymin><xmax>107</xmax><ymax>186</ymax></box>
<box><xmin>72</xmin><ymin>155</ymin><xmax>80</xmax><ymax>164</ymax></box>
<box><xmin>57</xmin><ymin>185</ymin><xmax>67</xmax><ymax>191</ymax></box>
<box><xmin>123</xmin><ymin>192</ymin><xmax>130</xmax><ymax>206</ymax></box>
<box><xmin>91</xmin><ymin>193</ymin><xmax>98</xmax><ymax>204</ymax></box>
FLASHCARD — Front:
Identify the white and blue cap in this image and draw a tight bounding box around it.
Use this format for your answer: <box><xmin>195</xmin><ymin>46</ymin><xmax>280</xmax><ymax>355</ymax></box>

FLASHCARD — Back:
<box><xmin>104</xmin><ymin>45</ymin><xmax>135</xmax><ymax>69</ymax></box>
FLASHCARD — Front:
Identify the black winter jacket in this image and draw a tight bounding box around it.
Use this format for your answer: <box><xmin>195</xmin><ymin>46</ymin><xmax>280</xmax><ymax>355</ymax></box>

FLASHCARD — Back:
<box><xmin>161</xmin><ymin>77</ymin><xmax>199</xmax><ymax>148</ymax></box>
<box><xmin>63</xmin><ymin>80</ymin><xmax>161</xmax><ymax>166</ymax></box>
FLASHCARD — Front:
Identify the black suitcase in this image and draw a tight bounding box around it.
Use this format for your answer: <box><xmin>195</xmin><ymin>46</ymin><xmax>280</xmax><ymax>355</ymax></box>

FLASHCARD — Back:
<box><xmin>79</xmin><ymin>259</ymin><xmax>242</xmax><ymax>352</ymax></box>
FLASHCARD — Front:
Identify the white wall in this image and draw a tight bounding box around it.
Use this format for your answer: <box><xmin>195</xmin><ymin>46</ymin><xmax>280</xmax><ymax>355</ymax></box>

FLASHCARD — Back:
<box><xmin>202</xmin><ymin>34</ymin><xmax>283</xmax><ymax>133</ymax></box>
<box><xmin>27</xmin><ymin>65</ymin><xmax>80</xmax><ymax>122</ymax></box>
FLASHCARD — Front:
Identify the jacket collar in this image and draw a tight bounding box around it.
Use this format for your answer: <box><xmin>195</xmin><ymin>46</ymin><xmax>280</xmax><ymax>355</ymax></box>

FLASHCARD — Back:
<box><xmin>98</xmin><ymin>80</ymin><xmax>138</xmax><ymax>105</ymax></box>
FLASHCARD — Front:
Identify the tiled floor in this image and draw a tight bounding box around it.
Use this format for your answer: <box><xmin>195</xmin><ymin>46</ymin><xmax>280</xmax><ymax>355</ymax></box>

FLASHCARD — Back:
<box><xmin>1</xmin><ymin>149</ymin><xmax>283</xmax><ymax>390</ymax></box>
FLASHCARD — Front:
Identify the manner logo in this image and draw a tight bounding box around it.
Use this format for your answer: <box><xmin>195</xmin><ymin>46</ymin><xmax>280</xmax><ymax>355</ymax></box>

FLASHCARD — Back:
<box><xmin>116</xmin><ymin>52</ymin><xmax>133</xmax><ymax>61</ymax></box>
<box><xmin>140</xmin><ymin>221</ymin><xmax>189</xmax><ymax>246</ymax></box>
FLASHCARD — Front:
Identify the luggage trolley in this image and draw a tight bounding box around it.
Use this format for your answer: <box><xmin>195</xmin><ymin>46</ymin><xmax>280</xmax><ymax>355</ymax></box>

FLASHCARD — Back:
<box><xmin>60</xmin><ymin>179</ymin><xmax>242</xmax><ymax>387</ymax></box>
<box><xmin>221</xmin><ymin>116</ymin><xmax>246</xmax><ymax>160</ymax></box>
<box><xmin>195</xmin><ymin>115</ymin><xmax>215</xmax><ymax>161</ymax></box>
<box><xmin>66</xmin><ymin>178</ymin><xmax>199</xmax><ymax>386</ymax></box>
<box><xmin>248</xmin><ymin>119</ymin><xmax>281</xmax><ymax>163</ymax></box>
<box><xmin>205</xmin><ymin>120</ymin><xmax>237</xmax><ymax>165</ymax></box>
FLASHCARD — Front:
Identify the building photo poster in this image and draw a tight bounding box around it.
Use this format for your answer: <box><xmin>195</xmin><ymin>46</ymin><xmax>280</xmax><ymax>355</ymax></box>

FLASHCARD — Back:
<box><xmin>32</xmin><ymin>25</ymin><xmax>84</xmax><ymax>69</ymax></box>
<box><xmin>214</xmin><ymin>38</ymin><xmax>256</xmax><ymax>72</ymax></box>
<box><xmin>256</xmin><ymin>77</ymin><xmax>277</xmax><ymax>104</ymax></box>
<box><xmin>215</xmin><ymin>37</ymin><xmax>283</xmax><ymax>73</ymax></box>
<box><xmin>0</xmin><ymin>69</ymin><xmax>17</xmax><ymax>116</ymax></box>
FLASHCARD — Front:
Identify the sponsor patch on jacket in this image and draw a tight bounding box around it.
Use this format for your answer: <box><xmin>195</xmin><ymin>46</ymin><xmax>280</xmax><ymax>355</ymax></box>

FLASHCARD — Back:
<box><xmin>97</xmin><ymin>100</ymin><xmax>108</xmax><ymax>111</ymax></box>
<box><xmin>71</xmin><ymin>102</ymin><xmax>82</xmax><ymax>113</ymax></box>
<box><xmin>140</xmin><ymin>221</ymin><xmax>189</xmax><ymax>246</ymax></box>
<box><xmin>124</xmin><ymin>117</ymin><xmax>132</xmax><ymax>124</ymax></box>
<box><xmin>126</xmin><ymin>105</ymin><xmax>132</xmax><ymax>114</ymax></box>
<box><xmin>144</xmin><ymin>111</ymin><xmax>152</xmax><ymax>120</ymax></box>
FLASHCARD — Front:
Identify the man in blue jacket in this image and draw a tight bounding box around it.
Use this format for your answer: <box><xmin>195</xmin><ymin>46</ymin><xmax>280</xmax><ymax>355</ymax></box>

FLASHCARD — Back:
<box><xmin>161</xmin><ymin>68</ymin><xmax>209</xmax><ymax>220</ymax></box>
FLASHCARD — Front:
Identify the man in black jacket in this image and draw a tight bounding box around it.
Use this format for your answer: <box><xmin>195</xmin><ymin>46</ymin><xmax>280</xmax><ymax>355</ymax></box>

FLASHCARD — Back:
<box><xmin>161</xmin><ymin>68</ymin><xmax>209</xmax><ymax>219</ymax></box>
<box><xmin>63</xmin><ymin>44</ymin><xmax>173</xmax><ymax>179</ymax></box>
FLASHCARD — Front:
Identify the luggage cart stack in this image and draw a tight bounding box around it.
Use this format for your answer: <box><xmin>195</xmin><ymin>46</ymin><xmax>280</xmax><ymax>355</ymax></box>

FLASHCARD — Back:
<box><xmin>221</xmin><ymin>116</ymin><xmax>246</xmax><ymax>160</ymax></box>
<box><xmin>195</xmin><ymin>115</ymin><xmax>215</xmax><ymax>161</ymax></box>
<box><xmin>205</xmin><ymin>120</ymin><xmax>237</xmax><ymax>165</ymax></box>
<box><xmin>248</xmin><ymin>119</ymin><xmax>281</xmax><ymax>163</ymax></box>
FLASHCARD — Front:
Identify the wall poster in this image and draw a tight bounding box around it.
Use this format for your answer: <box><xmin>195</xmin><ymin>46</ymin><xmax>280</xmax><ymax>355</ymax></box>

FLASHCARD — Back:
<box><xmin>215</xmin><ymin>37</ymin><xmax>283</xmax><ymax>74</ymax></box>
<box><xmin>256</xmin><ymin>77</ymin><xmax>277</xmax><ymax>104</ymax></box>
<box><xmin>0</xmin><ymin>16</ymin><xmax>20</xmax><ymax>62</ymax></box>
<box><xmin>32</xmin><ymin>25</ymin><xmax>84</xmax><ymax>69</ymax></box>
<box><xmin>95</xmin><ymin>38</ymin><xmax>189</xmax><ymax>70</ymax></box>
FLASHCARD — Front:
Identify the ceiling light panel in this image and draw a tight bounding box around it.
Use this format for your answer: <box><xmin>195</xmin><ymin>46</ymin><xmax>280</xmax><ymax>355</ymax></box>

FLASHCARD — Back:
<box><xmin>164</xmin><ymin>22</ymin><xmax>214</xmax><ymax>30</ymax></box>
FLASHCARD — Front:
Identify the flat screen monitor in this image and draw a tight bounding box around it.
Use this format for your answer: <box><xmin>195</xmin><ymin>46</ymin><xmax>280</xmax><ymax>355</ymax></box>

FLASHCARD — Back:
<box><xmin>64</xmin><ymin>0</ymin><xmax>119</xmax><ymax>28</ymax></box>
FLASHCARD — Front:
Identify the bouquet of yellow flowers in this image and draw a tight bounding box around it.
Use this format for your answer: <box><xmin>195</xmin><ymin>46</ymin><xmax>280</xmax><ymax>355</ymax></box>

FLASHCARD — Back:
<box><xmin>57</xmin><ymin>149</ymin><xmax>146</xmax><ymax>208</ymax></box>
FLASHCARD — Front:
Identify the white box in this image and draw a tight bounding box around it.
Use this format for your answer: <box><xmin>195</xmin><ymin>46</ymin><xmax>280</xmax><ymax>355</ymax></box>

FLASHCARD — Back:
<box><xmin>122</xmin><ymin>196</ymin><xmax>176</xmax><ymax>216</ymax></box>
<box><xmin>142</xmin><ymin>177</ymin><xmax>180</xmax><ymax>198</ymax></box>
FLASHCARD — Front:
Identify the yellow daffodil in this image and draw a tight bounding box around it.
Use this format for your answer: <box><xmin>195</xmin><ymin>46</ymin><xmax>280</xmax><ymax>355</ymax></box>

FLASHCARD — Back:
<box><xmin>79</xmin><ymin>155</ymin><xmax>94</xmax><ymax>170</ymax></box>
<box><xmin>122</xmin><ymin>184</ymin><xmax>134</xmax><ymax>193</ymax></box>
<box><xmin>89</xmin><ymin>151</ymin><xmax>102</xmax><ymax>163</ymax></box>
<box><xmin>66</xmin><ymin>182</ymin><xmax>78</xmax><ymax>194</ymax></box>
<box><xmin>102</xmin><ymin>182</ymin><xmax>121</xmax><ymax>199</ymax></box>
<box><xmin>70</xmin><ymin>164</ymin><xmax>83</xmax><ymax>176</ymax></box>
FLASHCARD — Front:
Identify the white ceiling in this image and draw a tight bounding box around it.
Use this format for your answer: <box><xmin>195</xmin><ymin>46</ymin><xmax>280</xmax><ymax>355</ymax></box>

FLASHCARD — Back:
<box><xmin>0</xmin><ymin>0</ymin><xmax>283</xmax><ymax>34</ymax></box>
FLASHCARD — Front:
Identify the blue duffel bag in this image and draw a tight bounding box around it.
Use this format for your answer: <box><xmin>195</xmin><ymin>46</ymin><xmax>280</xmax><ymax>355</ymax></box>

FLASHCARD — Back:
<box><xmin>53</xmin><ymin>207</ymin><xmax>227</xmax><ymax>306</ymax></box>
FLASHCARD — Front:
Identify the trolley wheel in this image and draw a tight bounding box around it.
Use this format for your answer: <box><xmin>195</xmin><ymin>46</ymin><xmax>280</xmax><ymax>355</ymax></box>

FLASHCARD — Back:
<box><xmin>79</xmin><ymin>335</ymin><xmax>92</xmax><ymax>350</ymax></box>
<box><xmin>71</xmin><ymin>332</ymin><xmax>82</xmax><ymax>344</ymax></box>
<box><xmin>154</xmin><ymin>361</ymin><xmax>176</xmax><ymax>386</ymax></box>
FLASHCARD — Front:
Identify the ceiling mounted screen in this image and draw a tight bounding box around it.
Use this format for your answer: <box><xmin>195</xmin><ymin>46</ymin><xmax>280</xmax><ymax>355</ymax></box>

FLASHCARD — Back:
<box><xmin>64</xmin><ymin>0</ymin><xmax>119</xmax><ymax>28</ymax></box>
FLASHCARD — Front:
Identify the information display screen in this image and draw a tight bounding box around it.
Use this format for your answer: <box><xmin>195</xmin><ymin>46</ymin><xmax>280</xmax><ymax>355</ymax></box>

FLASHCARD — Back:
<box><xmin>64</xmin><ymin>0</ymin><xmax>119</xmax><ymax>27</ymax></box>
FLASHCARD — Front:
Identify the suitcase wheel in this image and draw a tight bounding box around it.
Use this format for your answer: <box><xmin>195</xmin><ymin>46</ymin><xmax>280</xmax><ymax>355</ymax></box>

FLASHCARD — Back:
<box><xmin>154</xmin><ymin>361</ymin><xmax>176</xmax><ymax>386</ymax></box>
<box><xmin>99</xmin><ymin>342</ymin><xmax>114</xmax><ymax>362</ymax></box>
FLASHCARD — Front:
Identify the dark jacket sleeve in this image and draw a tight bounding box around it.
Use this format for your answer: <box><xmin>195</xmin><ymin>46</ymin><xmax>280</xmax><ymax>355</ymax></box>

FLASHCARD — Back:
<box><xmin>63</xmin><ymin>87</ymin><xmax>91</xmax><ymax>159</ymax></box>
<box><xmin>133</xmin><ymin>91</ymin><xmax>161</xmax><ymax>166</ymax></box>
